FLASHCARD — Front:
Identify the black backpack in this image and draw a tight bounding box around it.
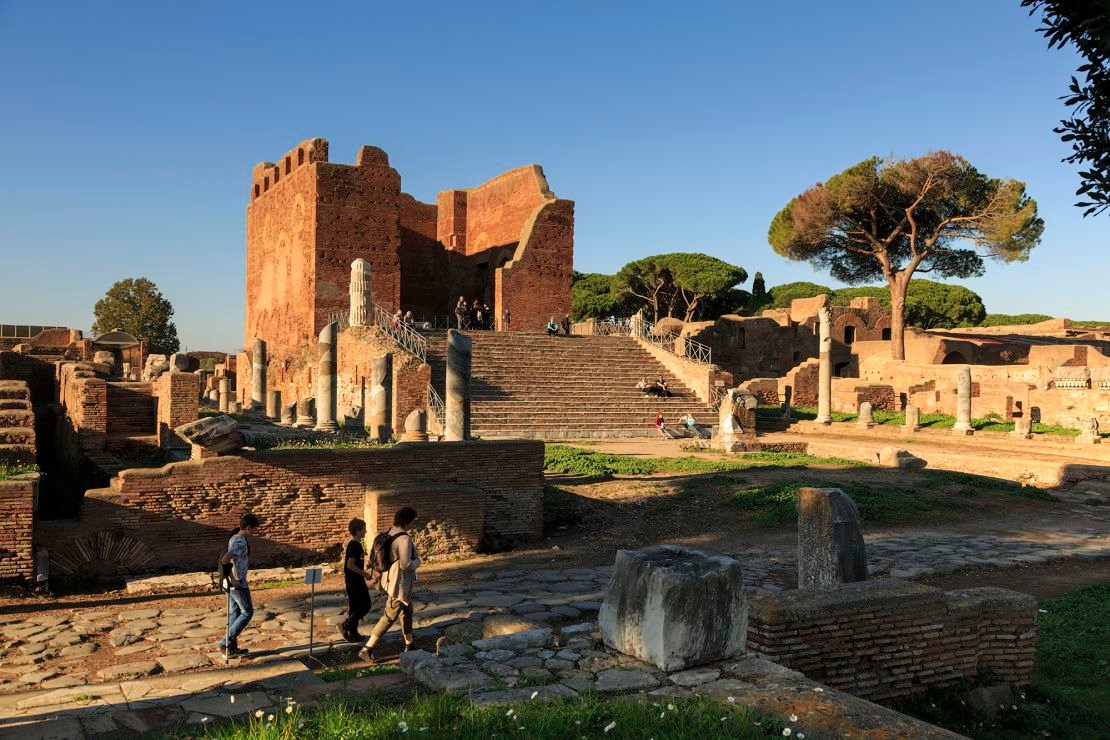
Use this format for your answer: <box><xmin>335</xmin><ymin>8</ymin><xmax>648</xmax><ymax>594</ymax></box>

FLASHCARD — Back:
<box><xmin>369</xmin><ymin>531</ymin><xmax>401</xmax><ymax>581</ymax></box>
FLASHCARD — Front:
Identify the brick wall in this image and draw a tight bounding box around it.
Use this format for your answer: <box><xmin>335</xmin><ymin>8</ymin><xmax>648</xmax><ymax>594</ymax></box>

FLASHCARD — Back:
<box><xmin>0</xmin><ymin>473</ymin><xmax>37</xmax><ymax>581</ymax></box>
<box><xmin>746</xmin><ymin>579</ymin><xmax>1037</xmax><ymax>701</ymax></box>
<box><xmin>394</xmin><ymin>362</ymin><xmax>430</xmax><ymax>434</ymax></box>
<box><xmin>156</xmin><ymin>372</ymin><xmax>200</xmax><ymax>448</ymax></box>
<box><xmin>41</xmin><ymin>440</ymin><xmax>543</xmax><ymax>574</ymax></box>
<box><xmin>495</xmin><ymin>198</ymin><xmax>574</xmax><ymax>332</ymax></box>
<box><xmin>364</xmin><ymin>483</ymin><xmax>486</xmax><ymax>558</ymax></box>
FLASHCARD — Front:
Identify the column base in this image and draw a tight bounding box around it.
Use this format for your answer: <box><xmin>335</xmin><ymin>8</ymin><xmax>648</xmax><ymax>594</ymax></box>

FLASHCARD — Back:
<box><xmin>814</xmin><ymin>416</ymin><xmax>832</xmax><ymax>425</ymax></box>
<box><xmin>314</xmin><ymin>422</ymin><xmax>339</xmax><ymax>432</ymax></box>
<box><xmin>951</xmin><ymin>426</ymin><xmax>974</xmax><ymax>436</ymax></box>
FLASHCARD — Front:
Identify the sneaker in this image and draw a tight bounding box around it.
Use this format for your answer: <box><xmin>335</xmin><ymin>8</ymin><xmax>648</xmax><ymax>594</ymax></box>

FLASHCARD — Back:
<box><xmin>228</xmin><ymin>646</ymin><xmax>249</xmax><ymax>657</ymax></box>
<box><xmin>338</xmin><ymin>625</ymin><xmax>354</xmax><ymax>642</ymax></box>
<box><xmin>358</xmin><ymin>646</ymin><xmax>379</xmax><ymax>663</ymax></box>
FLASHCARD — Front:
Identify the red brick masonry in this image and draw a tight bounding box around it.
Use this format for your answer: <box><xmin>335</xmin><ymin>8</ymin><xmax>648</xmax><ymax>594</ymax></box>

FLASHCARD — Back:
<box><xmin>38</xmin><ymin>440</ymin><xmax>543</xmax><ymax>575</ymax></box>
<box><xmin>0</xmin><ymin>474</ymin><xmax>38</xmax><ymax>582</ymax></box>
<box><xmin>746</xmin><ymin>578</ymin><xmax>1037</xmax><ymax>700</ymax></box>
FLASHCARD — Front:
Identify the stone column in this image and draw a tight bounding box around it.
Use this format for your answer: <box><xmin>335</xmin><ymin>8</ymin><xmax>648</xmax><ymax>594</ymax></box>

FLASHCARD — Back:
<box><xmin>370</xmin><ymin>353</ymin><xmax>393</xmax><ymax>443</ymax></box>
<box><xmin>315</xmin><ymin>322</ymin><xmax>339</xmax><ymax>431</ymax></box>
<box><xmin>952</xmin><ymin>366</ymin><xmax>974</xmax><ymax>435</ymax></box>
<box><xmin>251</xmin><ymin>338</ymin><xmax>267</xmax><ymax>411</ymax></box>
<box><xmin>280</xmin><ymin>402</ymin><xmax>295</xmax><ymax>427</ymax></box>
<box><xmin>218</xmin><ymin>377</ymin><xmax>230</xmax><ymax>413</ymax></box>
<box><xmin>857</xmin><ymin>401</ymin><xmax>875</xmax><ymax>428</ymax></box>
<box><xmin>266</xmin><ymin>389</ymin><xmax>281</xmax><ymax>421</ymax></box>
<box><xmin>815</xmin><ymin>306</ymin><xmax>833</xmax><ymax>425</ymax></box>
<box><xmin>1012</xmin><ymin>414</ymin><xmax>1032</xmax><ymax>439</ymax></box>
<box><xmin>295</xmin><ymin>398</ymin><xmax>315</xmax><ymax>428</ymax></box>
<box><xmin>349</xmin><ymin>259</ymin><xmax>373</xmax><ymax>327</ymax></box>
<box><xmin>780</xmin><ymin>385</ymin><xmax>793</xmax><ymax>422</ymax></box>
<box><xmin>905</xmin><ymin>404</ymin><xmax>921</xmax><ymax>432</ymax></box>
<box><xmin>1077</xmin><ymin>417</ymin><xmax>1102</xmax><ymax>445</ymax></box>
<box><xmin>445</xmin><ymin>329</ymin><xmax>472</xmax><ymax>441</ymax></box>
<box><xmin>797</xmin><ymin>487</ymin><xmax>867</xmax><ymax>589</ymax></box>
<box><xmin>228</xmin><ymin>400</ymin><xmax>241</xmax><ymax>414</ymax></box>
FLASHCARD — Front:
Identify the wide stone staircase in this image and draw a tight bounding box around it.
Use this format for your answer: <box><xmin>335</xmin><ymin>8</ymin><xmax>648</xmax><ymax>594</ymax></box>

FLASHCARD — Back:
<box><xmin>424</xmin><ymin>331</ymin><xmax>717</xmax><ymax>438</ymax></box>
<box><xmin>0</xmin><ymin>380</ymin><xmax>36</xmax><ymax>466</ymax></box>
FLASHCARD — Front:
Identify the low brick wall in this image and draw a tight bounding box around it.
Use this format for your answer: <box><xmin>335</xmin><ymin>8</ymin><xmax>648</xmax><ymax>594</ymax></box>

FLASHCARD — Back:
<box><xmin>0</xmin><ymin>473</ymin><xmax>38</xmax><ymax>582</ymax></box>
<box><xmin>746</xmin><ymin>579</ymin><xmax>1037</xmax><ymax>701</ymax></box>
<box><xmin>38</xmin><ymin>440</ymin><xmax>543</xmax><ymax>576</ymax></box>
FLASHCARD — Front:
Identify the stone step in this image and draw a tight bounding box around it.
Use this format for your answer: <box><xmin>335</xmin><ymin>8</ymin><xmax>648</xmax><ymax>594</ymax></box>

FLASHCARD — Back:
<box><xmin>0</xmin><ymin>443</ymin><xmax>36</xmax><ymax>465</ymax></box>
<box><xmin>0</xmin><ymin>399</ymin><xmax>32</xmax><ymax>411</ymax></box>
<box><xmin>0</xmin><ymin>426</ymin><xmax>35</xmax><ymax>445</ymax></box>
<box><xmin>0</xmin><ymin>385</ymin><xmax>31</xmax><ymax>401</ymax></box>
<box><xmin>0</xmin><ymin>409</ymin><xmax>35</xmax><ymax>428</ymax></box>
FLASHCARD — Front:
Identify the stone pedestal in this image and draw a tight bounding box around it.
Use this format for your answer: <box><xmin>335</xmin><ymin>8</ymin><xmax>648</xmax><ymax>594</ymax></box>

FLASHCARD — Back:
<box><xmin>315</xmin><ymin>322</ymin><xmax>339</xmax><ymax>431</ymax></box>
<box><xmin>815</xmin><ymin>307</ymin><xmax>833</xmax><ymax>425</ymax></box>
<box><xmin>857</xmin><ymin>401</ymin><xmax>875</xmax><ymax>429</ymax></box>
<box><xmin>251</xmin><ymin>338</ymin><xmax>267</xmax><ymax>411</ymax></box>
<box><xmin>797</xmin><ymin>487</ymin><xmax>867</xmax><ymax>589</ymax></box>
<box><xmin>228</xmin><ymin>400</ymin><xmax>241</xmax><ymax>414</ymax></box>
<box><xmin>952</xmin><ymin>366</ymin><xmax>974</xmax><ymax>436</ymax></box>
<box><xmin>1077</xmin><ymin>417</ymin><xmax>1102</xmax><ymax>444</ymax></box>
<box><xmin>599</xmin><ymin>545</ymin><xmax>748</xmax><ymax>672</ymax></box>
<box><xmin>207</xmin><ymin>389</ymin><xmax>219</xmax><ymax>403</ymax></box>
<box><xmin>295</xmin><ymin>398</ymin><xmax>315</xmax><ymax>428</ymax></box>
<box><xmin>905</xmin><ymin>404</ymin><xmax>922</xmax><ymax>432</ymax></box>
<box><xmin>716</xmin><ymin>388</ymin><xmax>758</xmax><ymax>452</ymax></box>
<box><xmin>877</xmin><ymin>446</ymin><xmax>926</xmax><ymax>470</ymax></box>
<box><xmin>280</xmin><ymin>403</ymin><xmax>296</xmax><ymax>426</ymax></box>
<box><xmin>445</xmin><ymin>330</ymin><xmax>472</xmax><ymax>441</ymax></box>
<box><xmin>266</xmin><ymin>389</ymin><xmax>281</xmax><ymax>421</ymax></box>
<box><xmin>400</xmin><ymin>408</ymin><xmax>429</xmax><ymax>443</ymax></box>
<box><xmin>370</xmin><ymin>353</ymin><xmax>393</xmax><ymax>443</ymax></box>
<box><xmin>1011</xmin><ymin>415</ymin><xmax>1032</xmax><ymax>439</ymax></box>
<box><xmin>218</xmin><ymin>378</ymin><xmax>230</xmax><ymax>413</ymax></box>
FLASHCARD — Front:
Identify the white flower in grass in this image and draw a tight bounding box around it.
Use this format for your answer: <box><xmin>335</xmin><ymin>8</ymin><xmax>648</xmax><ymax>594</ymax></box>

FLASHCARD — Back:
<box><xmin>799</xmin><ymin>734</ymin><xmax>805</xmax><ymax>739</ymax></box>
<box><xmin>254</xmin><ymin>710</ymin><xmax>264</xmax><ymax>718</ymax></box>
<box><xmin>604</xmin><ymin>720</ymin><xmax>617</xmax><ymax>733</ymax></box>
<box><xmin>531</xmin><ymin>691</ymin><xmax>539</xmax><ymax>700</ymax></box>
<box><xmin>813</xmin><ymin>687</ymin><xmax>823</xmax><ymax>693</ymax></box>
<box><xmin>201</xmin><ymin>717</ymin><xmax>209</xmax><ymax>724</ymax></box>
<box><xmin>398</xmin><ymin>720</ymin><xmax>409</xmax><ymax>733</ymax></box>
<box><xmin>727</xmin><ymin>696</ymin><xmax>736</xmax><ymax>704</ymax></box>
<box><xmin>789</xmin><ymin>714</ymin><xmax>798</xmax><ymax>722</ymax></box>
<box><xmin>267</xmin><ymin>714</ymin><xmax>274</xmax><ymax>722</ymax></box>
<box><xmin>783</xmin><ymin>729</ymin><xmax>792</xmax><ymax>737</ymax></box>
<box><xmin>286</xmin><ymin>705</ymin><xmax>294</xmax><ymax>715</ymax></box>
<box><xmin>720</xmin><ymin>717</ymin><xmax>726</xmax><ymax>722</ymax></box>
<box><xmin>230</xmin><ymin>695</ymin><xmax>236</xmax><ymax>703</ymax></box>
<box><xmin>298</xmin><ymin>721</ymin><xmax>305</xmax><ymax>729</ymax></box>
<box><xmin>667</xmin><ymin>704</ymin><xmax>675</xmax><ymax>711</ymax></box>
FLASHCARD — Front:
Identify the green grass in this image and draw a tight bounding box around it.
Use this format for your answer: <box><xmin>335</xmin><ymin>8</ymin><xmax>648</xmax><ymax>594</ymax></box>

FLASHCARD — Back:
<box><xmin>728</xmin><ymin>472</ymin><xmax>1049</xmax><ymax>527</ymax></box>
<box><xmin>1072</xmin><ymin>320</ymin><xmax>1110</xmax><ymax>329</ymax></box>
<box><xmin>891</xmin><ymin>582</ymin><xmax>1110</xmax><ymax>739</ymax></box>
<box><xmin>544</xmin><ymin>444</ymin><xmax>862</xmax><ymax>481</ymax></box>
<box><xmin>195</xmin><ymin>692</ymin><xmax>780</xmax><ymax>739</ymax></box>
<box><xmin>776</xmin><ymin>406</ymin><xmax>1083</xmax><ymax>436</ymax></box>
<box><xmin>252</xmin><ymin>434</ymin><xmax>395</xmax><ymax>451</ymax></box>
<box><xmin>0</xmin><ymin>462</ymin><xmax>37</xmax><ymax>480</ymax></box>
<box><xmin>253</xmin><ymin>578</ymin><xmax>302</xmax><ymax>591</ymax></box>
<box><xmin>319</xmin><ymin>664</ymin><xmax>400</xmax><ymax>683</ymax></box>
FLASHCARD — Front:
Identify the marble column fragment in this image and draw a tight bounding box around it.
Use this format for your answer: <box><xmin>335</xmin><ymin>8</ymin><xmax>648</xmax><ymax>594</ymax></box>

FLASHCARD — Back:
<box><xmin>1012</xmin><ymin>414</ymin><xmax>1032</xmax><ymax>439</ymax></box>
<box><xmin>857</xmin><ymin>401</ymin><xmax>875</xmax><ymax>428</ymax></box>
<box><xmin>251</xmin><ymin>338</ymin><xmax>267</xmax><ymax>411</ymax></box>
<box><xmin>370</xmin><ymin>353</ymin><xmax>393</xmax><ymax>443</ymax></box>
<box><xmin>295</xmin><ymin>398</ymin><xmax>315</xmax><ymax>428</ymax></box>
<box><xmin>952</xmin><ymin>367</ymin><xmax>974</xmax><ymax>435</ymax></box>
<box><xmin>445</xmin><ymin>329</ymin><xmax>472</xmax><ymax>441</ymax></box>
<box><xmin>780</xmin><ymin>385</ymin><xmax>793</xmax><ymax>422</ymax></box>
<box><xmin>315</xmin><ymin>322</ymin><xmax>339</xmax><ymax>432</ymax></box>
<box><xmin>280</xmin><ymin>402</ymin><xmax>296</xmax><ymax>426</ymax></box>
<box><xmin>350</xmin><ymin>259</ymin><xmax>373</xmax><ymax>327</ymax></box>
<box><xmin>218</xmin><ymin>377</ymin><xmax>230</xmax><ymax>413</ymax></box>
<box><xmin>797</xmin><ymin>487</ymin><xmax>867</xmax><ymax>589</ymax></box>
<box><xmin>905</xmin><ymin>404</ymin><xmax>921</xmax><ymax>432</ymax></box>
<box><xmin>815</xmin><ymin>306</ymin><xmax>833</xmax><ymax>425</ymax></box>
<box><xmin>266</xmin><ymin>389</ymin><xmax>281</xmax><ymax>421</ymax></box>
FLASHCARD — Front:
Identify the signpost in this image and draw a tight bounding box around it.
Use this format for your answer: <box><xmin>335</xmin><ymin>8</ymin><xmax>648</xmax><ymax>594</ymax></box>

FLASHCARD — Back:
<box><xmin>304</xmin><ymin>567</ymin><xmax>323</xmax><ymax>656</ymax></box>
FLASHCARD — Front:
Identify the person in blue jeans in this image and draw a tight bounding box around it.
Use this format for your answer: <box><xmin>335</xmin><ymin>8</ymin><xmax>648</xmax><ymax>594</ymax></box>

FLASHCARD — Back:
<box><xmin>218</xmin><ymin>512</ymin><xmax>260</xmax><ymax>657</ymax></box>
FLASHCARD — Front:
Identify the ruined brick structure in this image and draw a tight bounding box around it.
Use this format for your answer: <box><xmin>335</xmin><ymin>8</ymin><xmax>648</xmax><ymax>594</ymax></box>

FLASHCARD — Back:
<box><xmin>246</xmin><ymin>139</ymin><xmax>574</xmax><ymax>360</ymax></box>
<box><xmin>0</xmin><ymin>473</ymin><xmax>37</xmax><ymax>582</ymax></box>
<box><xmin>747</xmin><ymin>578</ymin><xmax>1037</xmax><ymax>701</ymax></box>
<box><xmin>38</xmin><ymin>440</ymin><xmax>543</xmax><ymax>575</ymax></box>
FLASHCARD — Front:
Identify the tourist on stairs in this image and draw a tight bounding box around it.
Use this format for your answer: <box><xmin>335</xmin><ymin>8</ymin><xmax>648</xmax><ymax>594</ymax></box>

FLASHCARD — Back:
<box><xmin>546</xmin><ymin>317</ymin><xmax>560</xmax><ymax>336</ymax></box>
<box><xmin>561</xmin><ymin>314</ymin><xmax>572</xmax><ymax>336</ymax></box>
<box><xmin>340</xmin><ymin>518</ymin><xmax>375</xmax><ymax>643</ymax></box>
<box><xmin>360</xmin><ymin>507</ymin><xmax>421</xmax><ymax>662</ymax></box>
<box><xmin>217</xmin><ymin>512</ymin><xmax>259</xmax><ymax>658</ymax></box>
<box><xmin>655</xmin><ymin>412</ymin><xmax>668</xmax><ymax>438</ymax></box>
<box><xmin>454</xmin><ymin>297</ymin><xmax>468</xmax><ymax>329</ymax></box>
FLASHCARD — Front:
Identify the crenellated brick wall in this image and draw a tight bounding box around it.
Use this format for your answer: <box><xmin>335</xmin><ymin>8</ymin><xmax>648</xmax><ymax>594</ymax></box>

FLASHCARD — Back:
<box><xmin>746</xmin><ymin>579</ymin><xmax>1037</xmax><ymax>701</ymax></box>
<box><xmin>0</xmin><ymin>473</ymin><xmax>37</xmax><ymax>582</ymax></box>
<box><xmin>39</xmin><ymin>440</ymin><xmax>543</xmax><ymax>575</ymax></box>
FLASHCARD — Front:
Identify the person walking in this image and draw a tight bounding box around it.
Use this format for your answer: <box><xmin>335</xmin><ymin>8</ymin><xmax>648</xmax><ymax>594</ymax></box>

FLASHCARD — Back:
<box><xmin>339</xmin><ymin>518</ymin><xmax>375</xmax><ymax>642</ymax></box>
<box><xmin>359</xmin><ymin>507</ymin><xmax>421</xmax><ymax>662</ymax></box>
<box><xmin>217</xmin><ymin>512</ymin><xmax>259</xmax><ymax>658</ymax></box>
<box><xmin>561</xmin><ymin>314</ymin><xmax>572</xmax><ymax>336</ymax></box>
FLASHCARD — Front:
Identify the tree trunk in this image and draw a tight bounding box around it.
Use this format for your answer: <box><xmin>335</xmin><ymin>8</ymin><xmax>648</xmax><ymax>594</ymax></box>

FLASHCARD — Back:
<box><xmin>888</xmin><ymin>273</ymin><xmax>909</xmax><ymax>361</ymax></box>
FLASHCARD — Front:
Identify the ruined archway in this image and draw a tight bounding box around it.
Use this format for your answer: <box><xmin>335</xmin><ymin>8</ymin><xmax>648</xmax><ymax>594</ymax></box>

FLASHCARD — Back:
<box><xmin>941</xmin><ymin>351</ymin><xmax>969</xmax><ymax>365</ymax></box>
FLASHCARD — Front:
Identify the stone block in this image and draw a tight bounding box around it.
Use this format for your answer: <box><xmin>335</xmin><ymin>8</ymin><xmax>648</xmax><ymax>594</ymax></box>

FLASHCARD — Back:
<box><xmin>174</xmin><ymin>415</ymin><xmax>241</xmax><ymax>454</ymax></box>
<box><xmin>598</xmin><ymin>545</ymin><xmax>748</xmax><ymax>672</ymax></box>
<box><xmin>797</xmin><ymin>488</ymin><xmax>867</xmax><ymax>589</ymax></box>
<box><xmin>877</xmin><ymin>446</ymin><xmax>926</xmax><ymax>470</ymax></box>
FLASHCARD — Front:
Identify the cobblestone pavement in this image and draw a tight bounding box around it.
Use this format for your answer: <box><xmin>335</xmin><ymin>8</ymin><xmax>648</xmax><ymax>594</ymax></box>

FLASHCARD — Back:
<box><xmin>2</xmin><ymin>512</ymin><xmax>1108</xmax><ymax>697</ymax></box>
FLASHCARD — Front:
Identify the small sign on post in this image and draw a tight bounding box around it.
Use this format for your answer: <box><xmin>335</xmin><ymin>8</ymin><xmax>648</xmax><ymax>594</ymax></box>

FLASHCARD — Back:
<box><xmin>305</xmin><ymin>567</ymin><xmax>324</xmax><ymax>655</ymax></box>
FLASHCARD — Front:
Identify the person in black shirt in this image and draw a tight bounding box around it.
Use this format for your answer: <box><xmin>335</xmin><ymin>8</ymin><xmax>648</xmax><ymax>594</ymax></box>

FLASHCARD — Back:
<box><xmin>340</xmin><ymin>518</ymin><xmax>374</xmax><ymax>642</ymax></box>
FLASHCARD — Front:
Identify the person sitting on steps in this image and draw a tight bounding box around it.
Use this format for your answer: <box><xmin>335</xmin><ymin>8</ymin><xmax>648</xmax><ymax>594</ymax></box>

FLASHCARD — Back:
<box><xmin>546</xmin><ymin>317</ymin><xmax>559</xmax><ymax>336</ymax></box>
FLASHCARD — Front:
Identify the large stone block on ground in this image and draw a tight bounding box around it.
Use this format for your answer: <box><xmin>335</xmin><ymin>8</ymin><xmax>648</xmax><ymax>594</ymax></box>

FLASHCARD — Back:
<box><xmin>598</xmin><ymin>545</ymin><xmax>747</xmax><ymax>672</ymax></box>
<box><xmin>877</xmin><ymin>446</ymin><xmax>926</xmax><ymax>470</ymax></box>
<box><xmin>797</xmin><ymin>488</ymin><xmax>867</xmax><ymax>589</ymax></box>
<box><xmin>174</xmin><ymin>415</ymin><xmax>241</xmax><ymax>454</ymax></box>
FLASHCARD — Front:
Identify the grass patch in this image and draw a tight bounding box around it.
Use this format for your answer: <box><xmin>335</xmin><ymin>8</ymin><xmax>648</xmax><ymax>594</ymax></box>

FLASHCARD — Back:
<box><xmin>253</xmin><ymin>578</ymin><xmax>301</xmax><ymax>591</ymax></box>
<box><xmin>891</xmin><ymin>582</ymin><xmax>1110</xmax><ymax>739</ymax></box>
<box><xmin>252</xmin><ymin>434</ymin><xmax>395</xmax><ymax>451</ymax></box>
<box><xmin>778</xmin><ymin>406</ymin><xmax>1082</xmax><ymax>436</ymax></box>
<box><xmin>0</xmin><ymin>463</ymin><xmax>37</xmax><ymax>480</ymax></box>
<box><xmin>729</xmin><ymin>471</ymin><xmax>1048</xmax><ymax>527</ymax></box>
<box><xmin>544</xmin><ymin>444</ymin><xmax>862</xmax><ymax>481</ymax></box>
<box><xmin>319</xmin><ymin>664</ymin><xmax>400</xmax><ymax>683</ymax></box>
<box><xmin>196</xmin><ymin>692</ymin><xmax>780</xmax><ymax>739</ymax></box>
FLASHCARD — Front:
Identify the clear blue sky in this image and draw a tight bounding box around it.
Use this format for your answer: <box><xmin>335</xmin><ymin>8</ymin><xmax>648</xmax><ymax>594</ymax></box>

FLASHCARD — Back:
<box><xmin>0</xmin><ymin>1</ymin><xmax>1105</xmax><ymax>351</ymax></box>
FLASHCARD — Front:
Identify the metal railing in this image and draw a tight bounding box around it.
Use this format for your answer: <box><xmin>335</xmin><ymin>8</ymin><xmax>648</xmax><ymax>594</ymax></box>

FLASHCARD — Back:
<box><xmin>710</xmin><ymin>384</ymin><xmax>728</xmax><ymax>409</ymax></box>
<box><xmin>631</xmin><ymin>319</ymin><xmax>713</xmax><ymax>366</ymax></box>
<box><xmin>427</xmin><ymin>383</ymin><xmax>446</xmax><ymax>429</ymax></box>
<box><xmin>327</xmin><ymin>307</ymin><xmax>428</xmax><ymax>363</ymax></box>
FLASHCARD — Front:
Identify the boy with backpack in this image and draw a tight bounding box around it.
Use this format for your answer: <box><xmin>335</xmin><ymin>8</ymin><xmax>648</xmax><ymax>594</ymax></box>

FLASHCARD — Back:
<box><xmin>359</xmin><ymin>506</ymin><xmax>420</xmax><ymax>662</ymax></box>
<box><xmin>339</xmin><ymin>518</ymin><xmax>375</xmax><ymax>642</ymax></box>
<box><xmin>217</xmin><ymin>512</ymin><xmax>259</xmax><ymax>658</ymax></box>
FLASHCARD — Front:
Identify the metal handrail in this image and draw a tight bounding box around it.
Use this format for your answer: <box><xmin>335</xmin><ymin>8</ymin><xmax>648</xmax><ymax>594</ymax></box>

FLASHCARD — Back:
<box><xmin>371</xmin><ymin>305</ymin><xmax>428</xmax><ymax>363</ymax></box>
<box><xmin>427</xmin><ymin>383</ymin><xmax>446</xmax><ymax>429</ymax></box>
<box><xmin>710</xmin><ymin>384</ymin><xmax>727</xmax><ymax>409</ymax></box>
<box><xmin>631</xmin><ymin>318</ymin><xmax>713</xmax><ymax>366</ymax></box>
